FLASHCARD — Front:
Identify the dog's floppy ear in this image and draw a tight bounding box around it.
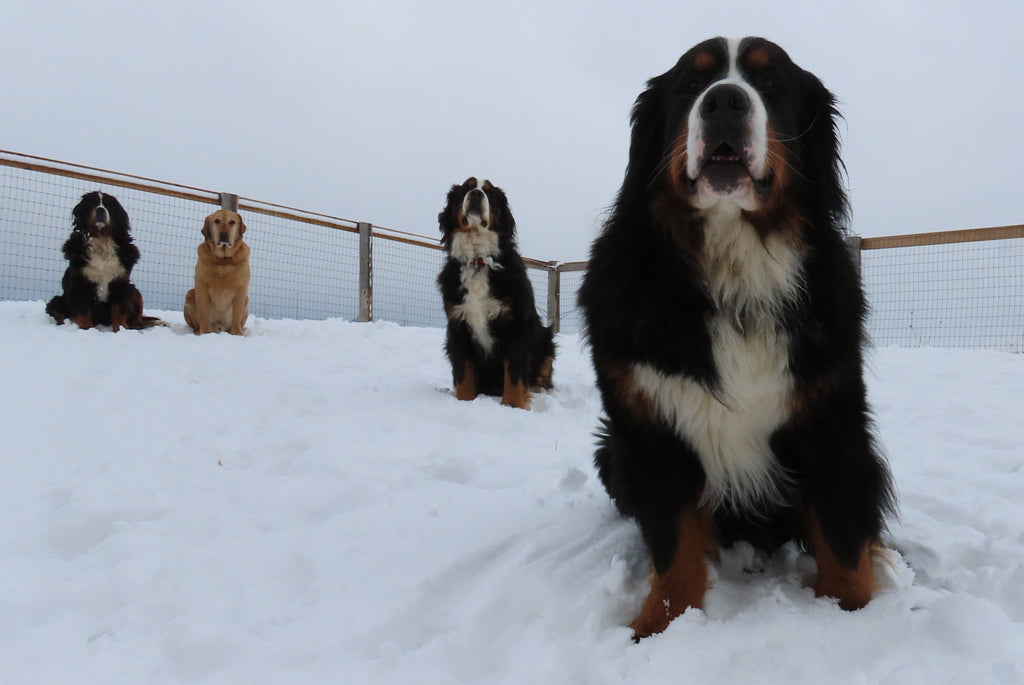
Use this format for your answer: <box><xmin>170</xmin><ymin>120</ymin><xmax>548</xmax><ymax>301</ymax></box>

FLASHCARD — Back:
<box><xmin>238</xmin><ymin>214</ymin><xmax>247</xmax><ymax>236</ymax></box>
<box><xmin>799</xmin><ymin>69</ymin><xmax>848</xmax><ymax>224</ymax></box>
<box><xmin>105</xmin><ymin>194</ymin><xmax>130</xmax><ymax>233</ymax></box>
<box><xmin>438</xmin><ymin>183</ymin><xmax>462</xmax><ymax>235</ymax></box>
<box><xmin>201</xmin><ymin>215</ymin><xmax>212</xmax><ymax>241</ymax></box>
<box><xmin>490</xmin><ymin>185</ymin><xmax>516</xmax><ymax>240</ymax></box>
<box><xmin>624</xmin><ymin>75</ymin><xmax>668</xmax><ymax>198</ymax></box>
<box><xmin>71</xmin><ymin>191</ymin><xmax>95</xmax><ymax>231</ymax></box>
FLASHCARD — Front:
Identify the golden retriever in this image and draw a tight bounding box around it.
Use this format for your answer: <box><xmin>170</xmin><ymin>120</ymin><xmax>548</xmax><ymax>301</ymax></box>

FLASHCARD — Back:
<box><xmin>184</xmin><ymin>209</ymin><xmax>250</xmax><ymax>335</ymax></box>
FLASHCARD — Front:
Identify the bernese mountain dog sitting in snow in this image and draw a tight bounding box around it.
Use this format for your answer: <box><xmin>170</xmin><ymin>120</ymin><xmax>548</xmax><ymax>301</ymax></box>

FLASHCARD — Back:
<box><xmin>46</xmin><ymin>191</ymin><xmax>163</xmax><ymax>331</ymax></box>
<box><xmin>437</xmin><ymin>177</ymin><xmax>554</xmax><ymax>409</ymax></box>
<box><xmin>579</xmin><ymin>37</ymin><xmax>895</xmax><ymax>638</ymax></box>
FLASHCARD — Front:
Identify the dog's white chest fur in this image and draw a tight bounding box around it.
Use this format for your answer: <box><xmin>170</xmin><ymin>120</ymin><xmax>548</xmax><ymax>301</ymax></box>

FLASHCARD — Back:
<box><xmin>632</xmin><ymin>208</ymin><xmax>804</xmax><ymax>511</ymax></box>
<box><xmin>82</xmin><ymin>235</ymin><xmax>126</xmax><ymax>303</ymax></box>
<box><xmin>450</xmin><ymin>229</ymin><xmax>504</xmax><ymax>354</ymax></box>
<box><xmin>454</xmin><ymin>266</ymin><xmax>504</xmax><ymax>353</ymax></box>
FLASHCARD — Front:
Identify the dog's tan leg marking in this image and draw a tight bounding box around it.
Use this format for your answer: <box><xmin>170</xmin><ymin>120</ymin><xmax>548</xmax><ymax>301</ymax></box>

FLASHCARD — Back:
<box><xmin>454</xmin><ymin>359</ymin><xmax>478</xmax><ymax>401</ymax></box>
<box><xmin>534</xmin><ymin>355</ymin><xmax>554</xmax><ymax>390</ymax></box>
<box><xmin>109</xmin><ymin>303</ymin><xmax>126</xmax><ymax>332</ymax></box>
<box><xmin>805</xmin><ymin>508</ymin><xmax>875</xmax><ymax>610</ymax></box>
<box><xmin>630</xmin><ymin>510</ymin><xmax>710</xmax><ymax>639</ymax></box>
<box><xmin>500</xmin><ymin>361</ymin><xmax>531</xmax><ymax>409</ymax></box>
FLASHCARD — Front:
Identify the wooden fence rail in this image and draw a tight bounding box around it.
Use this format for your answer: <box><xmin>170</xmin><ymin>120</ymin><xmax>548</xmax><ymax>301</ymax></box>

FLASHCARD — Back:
<box><xmin>1</xmin><ymin>149</ymin><xmax>1021</xmax><ymax>347</ymax></box>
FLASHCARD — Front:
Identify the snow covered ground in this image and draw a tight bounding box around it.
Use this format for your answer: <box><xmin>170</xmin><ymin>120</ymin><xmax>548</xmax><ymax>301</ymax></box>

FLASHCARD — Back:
<box><xmin>2</xmin><ymin>299</ymin><xmax>1023</xmax><ymax>684</ymax></box>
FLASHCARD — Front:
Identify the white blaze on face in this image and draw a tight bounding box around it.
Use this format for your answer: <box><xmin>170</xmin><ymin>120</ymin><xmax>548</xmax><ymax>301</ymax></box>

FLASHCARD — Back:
<box><xmin>450</xmin><ymin>178</ymin><xmax>501</xmax><ymax>264</ymax></box>
<box><xmin>685</xmin><ymin>37</ymin><xmax>770</xmax><ymax>210</ymax></box>
<box><xmin>460</xmin><ymin>178</ymin><xmax>491</xmax><ymax>229</ymax></box>
<box><xmin>88</xmin><ymin>191</ymin><xmax>111</xmax><ymax>228</ymax></box>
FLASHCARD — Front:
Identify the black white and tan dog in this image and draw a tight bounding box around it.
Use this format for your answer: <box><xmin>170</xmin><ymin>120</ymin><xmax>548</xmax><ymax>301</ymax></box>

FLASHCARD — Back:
<box><xmin>46</xmin><ymin>191</ymin><xmax>163</xmax><ymax>331</ymax></box>
<box><xmin>578</xmin><ymin>37</ymin><xmax>895</xmax><ymax>637</ymax></box>
<box><xmin>184</xmin><ymin>209</ymin><xmax>251</xmax><ymax>335</ymax></box>
<box><xmin>437</xmin><ymin>177</ymin><xmax>555</xmax><ymax>409</ymax></box>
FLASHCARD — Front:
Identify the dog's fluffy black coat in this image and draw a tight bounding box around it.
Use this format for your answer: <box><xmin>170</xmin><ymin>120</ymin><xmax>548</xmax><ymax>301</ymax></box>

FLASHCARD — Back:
<box><xmin>437</xmin><ymin>178</ymin><xmax>554</xmax><ymax>407</ymax></box>
<box><xmin>46</xmin><ymin>191</ymin><xmax>159</xmax><ymax>331</ymax></box>
<box><xmin>578</xmin><ymin>37</ymin><xmax>894</xmax><ymax>632</ymax></box>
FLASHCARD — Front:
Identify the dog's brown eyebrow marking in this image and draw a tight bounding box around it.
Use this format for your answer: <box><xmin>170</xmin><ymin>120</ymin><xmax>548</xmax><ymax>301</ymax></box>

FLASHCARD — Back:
<box><xmin>694</xmin><ymin>52</ymin><xmax>717</xmax><ymax>71</ymax></box>
<box><xmin>744</xmin><ymin>47</ymin><xmax>770</xmax><ymax>69</ymax></box>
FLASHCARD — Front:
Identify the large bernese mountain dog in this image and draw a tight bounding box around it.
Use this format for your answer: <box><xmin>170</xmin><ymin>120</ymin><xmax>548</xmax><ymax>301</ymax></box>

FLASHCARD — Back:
<box><xmin>46</xmin><ymin>191</ymin><xmax>162</xmax><ymax>331</ymax></box>
<box><xmin>578</xmin><ymin>37</ymin><xmax>895</xmax><ymax>638</ymax></box>
<box><xmin>437</xmin><ymin>177</ymin><xmax>555</xmax><ymax>409</ymax></box>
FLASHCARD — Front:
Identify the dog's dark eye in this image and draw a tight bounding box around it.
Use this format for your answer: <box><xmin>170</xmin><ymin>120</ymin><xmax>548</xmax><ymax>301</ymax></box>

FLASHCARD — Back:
<box><xmin>677</xmin><ymin>73</ymin><xmax>715</xmax><ymax>99</ymax></box>
<box><xmin>683</xmin><ymin>78</ymin><xmax>708</xmax><ymax>94</ymax></box>
<box><xmin>755</xmin><ymin>71</ymin><xmax>778</xmax><ymax>91</ymax></box>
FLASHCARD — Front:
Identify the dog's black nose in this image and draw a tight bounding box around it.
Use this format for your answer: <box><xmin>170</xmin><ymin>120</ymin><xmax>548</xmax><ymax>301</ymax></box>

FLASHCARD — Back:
<box><xmin>93</xmin><ymin>207</ymin><xmax>108</xmax><ymax>223</ymax></box>
<box><xmin>218</xmin><ymin>232</ymin><xmax>230</xmax><ymax>245</ymax></box>
<box><xmin>699</xmin><ymin>83</ymin><xmax>751</xmax><ymax>120</ymax></box>
<box><xmin>466</xmin><ymin>188</ymin><xmax>486</xmax><ymax>213</ymax></box>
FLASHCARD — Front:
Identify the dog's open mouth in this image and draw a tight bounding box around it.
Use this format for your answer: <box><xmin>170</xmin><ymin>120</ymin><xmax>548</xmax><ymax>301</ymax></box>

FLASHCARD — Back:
<box><xmin>701</xmin><ymin>143</ymin><xmax>748</xmax><ymax>174</ymax></box>
<box><xmin>707</xmin><ymin>143</ymin><xmax>744</xmax><ymax>165</ymax></box>
<box><xmin>87</xmin><ymin>221</ymin><xmax>111</xmax><ymax>237</ymax></box>
<box><xmin>697</xmin><ymin>142</ymin><xmax>765</xmax><ymax>196</ymax></box>
<box><xmin>459</xmin><ymin>213</ymin><xmax>489</xmax><ymax>230</ymax></box>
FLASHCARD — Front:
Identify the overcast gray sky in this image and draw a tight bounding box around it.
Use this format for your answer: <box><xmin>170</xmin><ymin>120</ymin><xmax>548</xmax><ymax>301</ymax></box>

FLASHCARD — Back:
<box><xmin>4</xmin><ymin>1</ymin><xmax>1021</xmax><ymax>261</ymax></box>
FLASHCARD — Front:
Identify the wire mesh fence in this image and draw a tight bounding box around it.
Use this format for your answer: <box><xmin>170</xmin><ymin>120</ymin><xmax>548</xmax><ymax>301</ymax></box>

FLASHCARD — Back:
<box><xmin>0</xmin><ymin>150</ymin><xmax>559</xmax><ymax>330</ymax></box>
<box><xmin>0</xmin><ymin>161</ymin><xmax>216</xmax><ymax>309</ymax></box>
<box><xmin>527</xmin><ymin>265</ymin><xmax>550</xmax><ymax>326</ymax></box>
<box><xmin>557</xmin><ymin>267</ymin><xmax>587</xmax><ymax>336</ymax></box>
<box><xmin>241</xmin><ymin>205</ymin><xmax>361</xmax><ymax>322</ymax></box>
<box><xmin>1</xmin><ymin>150</ymin><xmax>1021</xmax><ymax>350</ymax></box>
<box><xmin>0</xmin><ymin>152</ymin><xmax>365</xmax><ymax>321</ymax></box>
<box><xmin>372</xmin><ymin>234</ymin><xmax>447</xmax><ymax>328</ymax></box>
<box><xmin>862</xmin><ymin>230</ymin><xmax>1024</xmax><ymax>351</ymax></box>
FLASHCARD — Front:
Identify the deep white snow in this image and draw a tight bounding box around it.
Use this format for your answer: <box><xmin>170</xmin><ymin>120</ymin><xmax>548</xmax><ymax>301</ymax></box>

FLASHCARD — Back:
<box><xmin>2</xmin><ymin>300</ymin><xmax>1023</xmax><ymax>684</ymax></box>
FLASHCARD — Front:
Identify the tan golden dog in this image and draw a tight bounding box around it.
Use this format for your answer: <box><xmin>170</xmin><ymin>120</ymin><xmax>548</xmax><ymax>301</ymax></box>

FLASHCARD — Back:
<box><xmin>184</xmin><ymin>209</ymin><xmax>250</xmax><ymax>335</ymax></box>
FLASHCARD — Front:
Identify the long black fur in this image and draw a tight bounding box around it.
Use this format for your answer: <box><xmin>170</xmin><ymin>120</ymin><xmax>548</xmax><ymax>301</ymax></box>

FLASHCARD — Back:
<box><xmin>437</xmin><ymin>178</ymin><xmax>555</xmax><ymax>400</ymax></box>
<box><xmin>46</xmin><ymin>191</ymin><xmax>161</xmax><ymax>330</ymax></box>
<box><xmin>579</xmin><ymin>38</ymin><xmax>895</xmax><ymax>580</ymax></box>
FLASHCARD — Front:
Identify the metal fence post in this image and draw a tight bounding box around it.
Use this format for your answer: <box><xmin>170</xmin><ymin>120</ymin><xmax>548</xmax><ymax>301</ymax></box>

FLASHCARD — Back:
<box><xmin>358</xmin><ymin>222</ymin><xmax>373</xmax><ymax>322</ymax></box>
<box><xmin>547</xmin><ymin>262</ymin><xmax>560</xmax><ymax>334</ymax></box>
<box><xmin>845</xmin><ymin>234</ymin><xmax>862</xmax><ymax>279</ymax></box>
<box><xmin>219</xmin><ymin>192</ymin><xmax>239</xmax><ymax>212</ymax></box>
